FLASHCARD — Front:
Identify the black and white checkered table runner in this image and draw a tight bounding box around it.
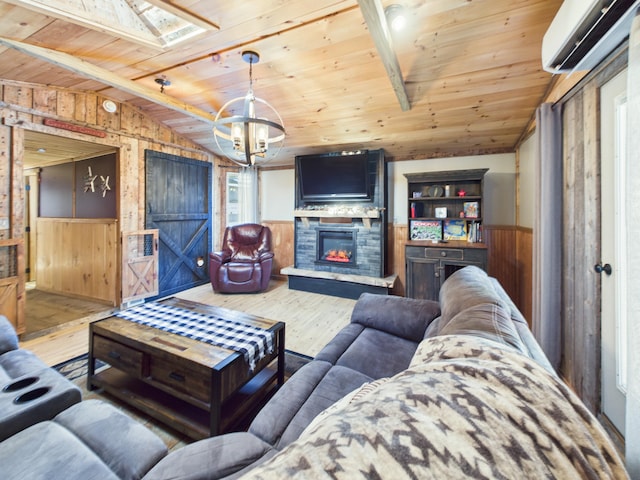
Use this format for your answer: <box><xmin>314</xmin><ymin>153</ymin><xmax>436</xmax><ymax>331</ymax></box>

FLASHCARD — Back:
<box><xmin>116</xmin><ymin>302</ymin><xmax>274</xmax><ymax>371</ymax></box>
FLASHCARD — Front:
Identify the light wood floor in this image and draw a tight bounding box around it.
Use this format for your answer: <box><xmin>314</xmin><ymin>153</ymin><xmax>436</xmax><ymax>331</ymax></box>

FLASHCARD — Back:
<box><xmin>24</xmin><ymin>287</ymin><xmax>117</xmax><ymax>339</ymax></box>
<box><xmin>21</xmin><ymin>279</ymin><xmax>357</xmax><ymax>367</ymax></box>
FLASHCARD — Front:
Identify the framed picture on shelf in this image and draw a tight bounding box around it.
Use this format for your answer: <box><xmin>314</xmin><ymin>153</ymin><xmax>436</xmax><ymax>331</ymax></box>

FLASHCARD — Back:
<box><xmin>463</xmin><ymin>201</ymin><xmax>479</xmax><ymax>218</ymax></box>
<box><xmin>443</xmin><ymin>219</ymin><xmax>467</xmax><ymax>240</ymax></box>
<box><xmin>410</xmin><ymin>219</ymin><xmax>442</xmax><ymax>241</ymax></box>
<box><xmin>435</xmin><ymin>207</ymin><xmax>447</xmax><ymax>218</ymax></box>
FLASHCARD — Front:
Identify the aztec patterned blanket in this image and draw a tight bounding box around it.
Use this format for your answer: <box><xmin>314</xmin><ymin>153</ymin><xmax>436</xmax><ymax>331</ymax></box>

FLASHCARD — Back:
<box><xmin>245</xmin><ymin>335</ymin><xmax>628</xmax><ymax>479</ymax></box>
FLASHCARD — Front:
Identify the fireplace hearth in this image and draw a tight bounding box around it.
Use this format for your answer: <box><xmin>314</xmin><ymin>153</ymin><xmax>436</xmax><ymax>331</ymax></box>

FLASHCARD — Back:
<box><xmin>316</xmin><ymin>228</ymin><xmax>357</xmax><ymax>266</ymax></box>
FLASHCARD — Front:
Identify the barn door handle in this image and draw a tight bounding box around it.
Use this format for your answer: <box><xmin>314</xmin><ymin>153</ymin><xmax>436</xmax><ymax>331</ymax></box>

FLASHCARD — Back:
<box><xmin>594</xmin><ymin>263</ymin><xmax>612</xmax><ymax>275</ymax></box>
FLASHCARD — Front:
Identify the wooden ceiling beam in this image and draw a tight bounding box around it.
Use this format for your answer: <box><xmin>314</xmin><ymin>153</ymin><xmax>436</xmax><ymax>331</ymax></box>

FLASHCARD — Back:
<box><xmin>357</xmin><ymin>0</ymin><xmax>411</xmax><ymax>111</ymax></box>
<box><xmin>0</xmin><ymin>37</ymin><xmax>217</xmax><ymax>125</ymax></box>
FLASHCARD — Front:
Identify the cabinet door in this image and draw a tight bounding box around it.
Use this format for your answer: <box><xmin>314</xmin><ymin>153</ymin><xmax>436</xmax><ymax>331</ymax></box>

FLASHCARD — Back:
<box><xmin>440</xmin><ymin>260</ymin><xmax>482</xmax><ymax>283</ymax></box>
<box><xmin>406</xmin><ymin>255</ymin><xmax>440</xmax><ymax>300</ymax></box>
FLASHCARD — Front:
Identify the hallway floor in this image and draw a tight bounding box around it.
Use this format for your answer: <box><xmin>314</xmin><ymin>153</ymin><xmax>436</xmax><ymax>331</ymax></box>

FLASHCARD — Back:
<box><xmin>24</xmin><ymin>283</ymin><xmax>117</xmax><ymax>341</ymax></box>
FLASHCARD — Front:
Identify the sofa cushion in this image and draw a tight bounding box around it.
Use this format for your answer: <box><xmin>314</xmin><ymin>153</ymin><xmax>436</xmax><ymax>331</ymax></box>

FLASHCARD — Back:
<box><xmin>437</xmin><ymin>302</ymin><xmax>527</xmax><ymax>354</ymax></box>
<box><xmin>0</xmin><ymin>349</ymin><xmax>50</xmax><ymax>378</ymax></box>
<box><xmin>438</xmin><ymin>266</ymin><xmax>506</xmax><ymax>324</ymax></box>
<box><xmin>0</xmin><ymin>421</ymin><xmax>120</xmax><ymax>480</ymax></box>
<box><xmin>0</xmin><ymin>367</ymin><xmax>10</xmax><ymax>384</ymax></box>
<box><xmin>0</xmin><ymin>315</ymin><xmax>18</xmax><ymax>355</ymax></box>
<box><xmin>334</xmin><ymin>328</ymin><xmax>422</xmax><ymax>379</ymax></box>
<box><xmin>301</xmin><ymin>376</ymin><xmax>393</xmax><ymax>436</ymax></box>
<box><xmin>0</xmin><ymin>367</ymin><xmax>82</xmax><ymax>442</ymax></box>
<box><xmin>143</xmin><ymin>432</ymin><xmax>276</xmax><ymax>480</ymax></box>
<box><xmin>350</xmin><ymin>293</ymin><xmax>440</xmax><ymax>342</ymax></box>
<box><xmin>249</xmin><ymin>361</ymin><xmax>373</xmax><ymax>449</ymax></box>
<box><xmin>314</xmin><ymin>323</ymin><xmax>365</xmax><ymax>364</ymax></box>
<box><xmin>54</xmin><ymin>400</ymin><xmax>168</xmax><ymax>480</ymax></box>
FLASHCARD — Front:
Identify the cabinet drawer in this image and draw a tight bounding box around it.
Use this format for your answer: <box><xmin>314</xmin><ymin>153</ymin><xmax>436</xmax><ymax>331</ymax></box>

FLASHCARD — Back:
<box><xmin>462</xmin><ymin>248</ymin><xmax>487</xmax><ymax>263</ymax></box>
<box><xmin>93</xmin><ymin>335</ymin><xmax>144</xmax><ymax>377</ymax></box>
<box><xmin>149</xmin><ymin>357</ymin><xmax>211</xmax><ymax>403</ymax></box>
<box><xmin>423</xmin><ymin>248</ymin><xmax>464</xmax><ymax>260</ymax></box>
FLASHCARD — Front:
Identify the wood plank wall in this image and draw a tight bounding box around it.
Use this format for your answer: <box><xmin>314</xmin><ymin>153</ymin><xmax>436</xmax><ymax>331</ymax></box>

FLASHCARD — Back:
<box><xmin>0</xmin><ymin>80</ymin><xmax>210</xmax><ymax>233</ymax></box>
<box><xmin>0</xmin><ymin>80</ymin><xmax>212</xmax><ymax>329</ymax></box>
<box><xmin>36</xmin><ymin>218</ymin><xmax>118</xmax><ymax>304</ymax></box>
<box><xmin>556</xmin><ymin>50</ymin><xmax>627</xmax><ymax>413</ymax></box>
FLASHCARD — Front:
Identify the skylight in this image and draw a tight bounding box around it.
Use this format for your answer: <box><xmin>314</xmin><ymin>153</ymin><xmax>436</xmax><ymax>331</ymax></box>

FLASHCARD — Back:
<box><xmin>126</xmin><ymin>0</ymin><xmax>206</xmax><ymax>47</ymax></box>
<box><xmin>9</xmin><ymin>0</ymin><xmax>217</xmax><ymax>49</ymax></box>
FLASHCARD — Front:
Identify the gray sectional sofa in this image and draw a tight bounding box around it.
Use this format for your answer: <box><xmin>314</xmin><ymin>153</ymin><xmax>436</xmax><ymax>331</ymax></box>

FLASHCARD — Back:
<box><xmin>0</xmin><ymin>315</ymin><xmax>81</xmax><ymax>441</ymax></box>
<box><xmin>0</xmin><ymin>266</ymin><xmax>628</xmax><ymax>479</ymax></box>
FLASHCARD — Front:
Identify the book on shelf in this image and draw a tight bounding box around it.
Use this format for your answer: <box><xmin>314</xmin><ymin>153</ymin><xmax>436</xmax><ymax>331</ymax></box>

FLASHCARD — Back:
<box><xmin>443</xmin><ymin>219</ymin><xmax>466</xmax><ymax>240</ymax></box>
<box><xmin>463</xmin><ymin>201</ymin><xmax>479</xmax><ymax>218</ymax></box>
<box><xmin>410</xmin><ymin>202</ymin><xmax>424</xmax><ymax>218</ymax></box>
<box><xmin>467</xmin><ymin>221</ymin><xmax>482</xmax><ymax>243</ymax></box>
<box><xmin>410</xmin><ymin>219</ymin><xmax>442</xmax><ymax>241</ymax></box>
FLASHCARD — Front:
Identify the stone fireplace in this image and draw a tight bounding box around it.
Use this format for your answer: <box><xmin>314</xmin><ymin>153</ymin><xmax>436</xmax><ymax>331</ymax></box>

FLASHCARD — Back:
<box><xmin>283</xmin><ymin>149</ymin><xmax>396</xmax><ymax>298</ymax></box>
<box><xmin>293</xmin><ymin>212</ymin><xmax>383</xmax><ymax>278</ymax></box>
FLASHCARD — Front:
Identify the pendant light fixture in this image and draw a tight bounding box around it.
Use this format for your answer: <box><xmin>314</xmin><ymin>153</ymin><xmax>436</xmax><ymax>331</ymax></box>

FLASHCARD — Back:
<box><xmin>212</xmin><ymin>51</ymin><xmax>285</xmax><ymax>167</ymax></box>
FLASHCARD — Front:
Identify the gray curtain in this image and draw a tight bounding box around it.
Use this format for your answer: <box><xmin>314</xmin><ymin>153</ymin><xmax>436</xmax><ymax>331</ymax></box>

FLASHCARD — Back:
<box><xmin>532</xmin><ymin>103</ymin><xmax>563</xmax><ymax>371</ymax></box>
<box><xmin>238</xmin><ymin>166</ymin><xmax>259</xmax><ymax>224</ymax></box>
<box><xmin>625</xmin><ymin>11</ymin><xmax>640</xmax><ymax>478</ymax></box>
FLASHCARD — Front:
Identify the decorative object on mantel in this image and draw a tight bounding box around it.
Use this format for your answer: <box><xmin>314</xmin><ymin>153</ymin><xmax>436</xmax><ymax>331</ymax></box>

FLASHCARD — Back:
<box><xmin>297</xmin><ymin>205</ymin><xmax>381</xmax><ymax>216</ymax></box>
<box><xmin>212</xmin><ymin>50</ymin><xmax>285</xmax><ymax>167</ymax></box>
<box><xmin>294</xmin><ymin>205</ymin><xmax>382</xmax><ymax>229</ymax></box>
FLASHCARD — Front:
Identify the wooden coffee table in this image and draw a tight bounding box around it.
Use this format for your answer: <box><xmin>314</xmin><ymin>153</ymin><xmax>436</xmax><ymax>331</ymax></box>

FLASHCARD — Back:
<box><xmin>87</xmin><ymin>297</ymin><xmax>285</xmax><ymax>440</ymax></box>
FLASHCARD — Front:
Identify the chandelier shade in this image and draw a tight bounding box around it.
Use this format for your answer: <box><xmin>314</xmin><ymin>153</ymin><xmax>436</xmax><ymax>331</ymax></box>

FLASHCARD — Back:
<box><xmin>212</xmin><ymin>51</ymin><xmax>285</xmax><ymax>167</ymax></box>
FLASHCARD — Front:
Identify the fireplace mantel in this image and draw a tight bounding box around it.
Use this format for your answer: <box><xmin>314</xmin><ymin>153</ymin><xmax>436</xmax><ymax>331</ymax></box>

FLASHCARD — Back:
<box><xmin>294</xmin><ymin>207</ymin><xmax>382</xmax><ymax>228</ymax></box>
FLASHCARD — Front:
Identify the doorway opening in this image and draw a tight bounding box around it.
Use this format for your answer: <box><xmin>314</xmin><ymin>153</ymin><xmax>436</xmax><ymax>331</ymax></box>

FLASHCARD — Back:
<box><xmin>22</xmin><ymin>131</ymin><xmax>119</xmax><ymax>340</ymax></box>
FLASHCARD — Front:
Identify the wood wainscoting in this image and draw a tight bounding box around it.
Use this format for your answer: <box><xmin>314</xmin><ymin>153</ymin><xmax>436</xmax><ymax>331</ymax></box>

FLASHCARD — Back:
<box><xmin>516</xmin><ymin>227</ymin><xmax>533</xmax><ymax>324</ymax></box>
<box><xmin>262</xmin><ymin>220</ymin><xmax>294</xmax><ymax>280</ymax></box>
<box><xmin>483</xmin><ymin>225</ymin><xmax>533</xmax><ymax>324</ymax></box>
<box><xmin>36</xmin><ymin>218</ymin><xmax>118</xmax><ymax>305</ymax></box>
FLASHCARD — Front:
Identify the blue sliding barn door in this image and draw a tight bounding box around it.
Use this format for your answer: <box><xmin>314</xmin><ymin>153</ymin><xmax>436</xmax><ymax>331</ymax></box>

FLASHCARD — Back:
<box><xmin>145</xmin><ymin>150</ymin><xmax>212</xmax><ymax>298</ymax></box>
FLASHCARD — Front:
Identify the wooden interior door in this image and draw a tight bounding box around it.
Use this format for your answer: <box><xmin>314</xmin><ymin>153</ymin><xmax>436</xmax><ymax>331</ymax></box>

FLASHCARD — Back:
<box><xmin>0</xmin><ymin>239</ymin><xmax>25</xmax><ymax>334</ymax></box>
<box><xmin>145</xmin><ymin>150</ymin><xmax>212</xmax><ymax>298</ymax></box>
<box><xmin>122</xmin><ymin>229</ymin><xmax>159</xmax><ymax>304</ymax></box>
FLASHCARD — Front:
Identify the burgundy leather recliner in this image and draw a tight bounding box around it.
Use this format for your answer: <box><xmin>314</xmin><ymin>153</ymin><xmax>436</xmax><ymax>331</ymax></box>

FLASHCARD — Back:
<box><xmin>209</xmin><ymin>223</ymin><xmax>274</xmax><ymax>293</ymax></box>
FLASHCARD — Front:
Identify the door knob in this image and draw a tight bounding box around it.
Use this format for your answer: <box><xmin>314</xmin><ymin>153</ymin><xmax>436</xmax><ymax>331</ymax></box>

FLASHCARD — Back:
<box><xmin>594</xmin><ymin>263</ymin><xmax>612</xmax><ymax>275</ymax></box>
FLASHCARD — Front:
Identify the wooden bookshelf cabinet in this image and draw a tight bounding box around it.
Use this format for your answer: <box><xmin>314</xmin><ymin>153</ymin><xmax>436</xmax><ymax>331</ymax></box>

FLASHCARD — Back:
<box><xmin>404</xmin><ymin>169</ymin><xmax>488</xmax><ymax>300</ymax></box>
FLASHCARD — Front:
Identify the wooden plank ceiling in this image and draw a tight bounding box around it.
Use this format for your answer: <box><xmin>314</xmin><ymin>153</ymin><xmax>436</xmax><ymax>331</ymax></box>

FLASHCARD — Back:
<box><xmin>0</xmin><ymin>0</ymin><xmax>562</xmax><ymax>167</ymax></box>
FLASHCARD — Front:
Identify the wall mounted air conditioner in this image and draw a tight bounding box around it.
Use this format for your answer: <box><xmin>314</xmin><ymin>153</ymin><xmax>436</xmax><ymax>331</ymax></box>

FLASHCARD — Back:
<box><xmin>542</xmin><ymin>0</ymin><xmax>640</xmax><ymax>73</ymax></box>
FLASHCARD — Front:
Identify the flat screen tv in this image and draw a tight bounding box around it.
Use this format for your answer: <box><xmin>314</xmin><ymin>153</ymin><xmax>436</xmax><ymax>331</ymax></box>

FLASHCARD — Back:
<box><xmin>297</xmin><ymin>152</ymin><xmax>371</xmax><ymax>203</ymax></box>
